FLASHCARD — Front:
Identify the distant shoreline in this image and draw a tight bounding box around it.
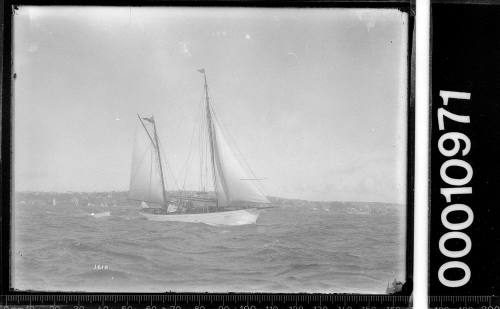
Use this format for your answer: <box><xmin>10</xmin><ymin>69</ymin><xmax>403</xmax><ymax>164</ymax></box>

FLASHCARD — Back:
<box><xmin>13</xmin><ymin>190</ymin><xmax>404</xmax><ymax>208</ymax></box>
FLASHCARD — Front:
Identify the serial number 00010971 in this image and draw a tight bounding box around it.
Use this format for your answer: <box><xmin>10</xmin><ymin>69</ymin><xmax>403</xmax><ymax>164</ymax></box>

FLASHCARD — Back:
<box><xmin>436</xmin><ymin>90</ymin><xmax>474</xmax><ymax>288</ymax></box>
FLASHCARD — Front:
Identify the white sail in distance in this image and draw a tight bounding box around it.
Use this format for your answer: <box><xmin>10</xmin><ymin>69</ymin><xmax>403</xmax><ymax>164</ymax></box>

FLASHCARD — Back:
<box><xmin>129</xmin><ymin>118</ymin><xmax>165</xmax><ymax>204</ymax></box>
<box><xmin>209</xmin><ymin>112</ymin><xmax>270</xmax><ymax>205</ymax></box>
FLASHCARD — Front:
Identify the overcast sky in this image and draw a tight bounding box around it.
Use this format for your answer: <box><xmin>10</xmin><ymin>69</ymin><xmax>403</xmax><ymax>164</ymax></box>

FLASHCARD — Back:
<box><xmin>13</xmin><ymin>7</ymin><xmax>408</xmax><ymax>203</ymax></box>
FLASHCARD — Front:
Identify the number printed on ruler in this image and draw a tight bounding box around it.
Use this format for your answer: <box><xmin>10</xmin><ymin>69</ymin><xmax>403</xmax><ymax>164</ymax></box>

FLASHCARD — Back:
<box><xmin>437</xmin><ymin>90</ymin><xmax>473</xmax><ymax>288</ymax></box>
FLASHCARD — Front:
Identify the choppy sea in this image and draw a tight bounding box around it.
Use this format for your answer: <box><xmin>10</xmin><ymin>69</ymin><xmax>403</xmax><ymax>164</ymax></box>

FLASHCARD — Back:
<box><xmin>12</xmin><ymin>197</ymin><xmax>405</xmax><ymax>293</ymax></box>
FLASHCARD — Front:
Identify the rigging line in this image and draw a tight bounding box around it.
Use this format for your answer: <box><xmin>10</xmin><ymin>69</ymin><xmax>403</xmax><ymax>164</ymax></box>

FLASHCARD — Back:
<box><xmin>189</xmin><ymin>99</ymin><xmax>205</xmax><ymax>190</ymax></box>
<box><xmin>155</xmin><ymin>132</ymin><xmax>181</xmax><ymax>192</ymax></box>
<box><xmin>199</xmin><ymin>114</ymin><xmax>205</xmax><ymax>191</ymax></box>
<box><xmin>202</xmin><ymin>87</ymin><xmax>209</xmax><ymax>192</ymax></box>
<box><xmin>199</xmin><ymin>115</ymin><xmax>204</xmax><ymax>191</ymax></box>
<box><xmin>204</xmin><ymin>112</ymin><xmax>210</xmax><ymax>191</ymax></box>
<box><xmin>198</xmin><ymin>116</ymin><xmax>202</xmax><ymax>191</ymax></box>
<box><xmin>198</xmin><ymin>88</ymin><xmax>206</xmax><ymax>191</ymax></box>
<box><xmin>199</xmin><ymin>112</ymin><xmax>204</xmax><ymax>191</ymax></box>
<box><xmin>159</xmin><ymin>142</ymin><xmax>180</xmax><ymax>192</ymax></box>
<box><xmin>204</xmin><ymin>116</ymin><xmax>210</xmax><ymax>191</ymax></box>
<box><xmin>181</xmin><ymin>132</ymin><xmax>195</xmax><ymax>190</ymax></box>
<box><xmin>177</xmin><ymin>107</ymin><xmax>200</xmax><ymax>190</ymax></box>
<box><xmin>129</xmin><ymin>124</ymin><xmax>140</xmax><ymax>182</ymax></box>
<box><xmin>151</xmin><ymin>124</ymin><xmax>172</xmax><ymax>191</ymax></box>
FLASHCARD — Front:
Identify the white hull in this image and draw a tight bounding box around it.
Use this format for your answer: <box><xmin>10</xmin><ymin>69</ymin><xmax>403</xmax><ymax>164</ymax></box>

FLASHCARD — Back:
<box><xmin>140</xmin><ymin>208</ymin><xmax>260</xmax><ymax>226</ymax></box>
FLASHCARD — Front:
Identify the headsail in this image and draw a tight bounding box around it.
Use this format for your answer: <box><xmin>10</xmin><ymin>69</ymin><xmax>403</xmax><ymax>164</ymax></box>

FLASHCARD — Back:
<box><xmin>199</xmin><ymin>69</ymin><xmax>269</xmax><ymax>206</ymax></box>
<box><xmin>210</xmin><ymin>116</ymin><xmax>270</xmax><ymax>205</ymax></box>
<box><xmin>129</xmin><ymin>116</ymin><xmax>166</xmax><ymax>204</ymax></box>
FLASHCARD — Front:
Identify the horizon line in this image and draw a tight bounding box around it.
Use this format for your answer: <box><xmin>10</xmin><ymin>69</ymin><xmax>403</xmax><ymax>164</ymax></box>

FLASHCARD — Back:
<box><xmin>13</xmin><ymin>190</ymin><xmax>405</xmax><ymax>206</ymax></box>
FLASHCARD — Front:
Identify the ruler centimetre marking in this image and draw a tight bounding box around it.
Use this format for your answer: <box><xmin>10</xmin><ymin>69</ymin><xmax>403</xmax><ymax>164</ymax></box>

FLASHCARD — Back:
<box><xmin>0</xmin><ymin>294</ymin><xmax>414</xmax><ymax>309</ymax></box>
<box><xmin>4</xmin><ymin>294</ymin><xmax>498</xmax><ymax>308</ymax></box>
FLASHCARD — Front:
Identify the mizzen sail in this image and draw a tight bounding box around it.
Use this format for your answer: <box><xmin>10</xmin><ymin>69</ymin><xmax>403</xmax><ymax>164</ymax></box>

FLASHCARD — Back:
<box><xmin>129</xmin><ymin>117</ymin><xmax>166</xmax><ymax>204</ymax></box>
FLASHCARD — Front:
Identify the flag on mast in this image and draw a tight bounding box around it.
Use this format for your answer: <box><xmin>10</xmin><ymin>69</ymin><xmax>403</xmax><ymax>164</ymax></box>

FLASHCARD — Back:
<box><xmin>197</xmin><ymin>68</ymin><xmax>205</xmax><ymax>74</ymax></box>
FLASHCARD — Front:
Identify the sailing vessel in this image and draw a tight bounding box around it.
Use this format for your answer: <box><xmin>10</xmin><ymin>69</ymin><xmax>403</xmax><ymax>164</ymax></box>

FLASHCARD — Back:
<box><xmin>129</xmin><ymin>69</ymin><xmax>270</xmax><ymax>226</ymax></box>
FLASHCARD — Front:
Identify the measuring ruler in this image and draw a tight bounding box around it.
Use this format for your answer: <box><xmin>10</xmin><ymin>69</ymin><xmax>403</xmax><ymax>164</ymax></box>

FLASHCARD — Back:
<box><xmin>0</xmin><ymin>294</ymin><xmax>410</xmax><ymax>309</ymax></box>
<box><xmin>3</xmin><ymin>294</ymin><xmax>500</xmax><ymax>308</ymax></box>
<box><xmin>429</xmin><ymin>296</ymin><xmax>500</xmax><ymax>309</ymax></box>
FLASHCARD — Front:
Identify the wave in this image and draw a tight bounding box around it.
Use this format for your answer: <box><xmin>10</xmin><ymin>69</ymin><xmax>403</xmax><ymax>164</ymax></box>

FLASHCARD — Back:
<box><xmin>12</xmin><ymin>200</ymin><xmax>405</xmax><ymax>293</ymax></box>
<box><xmin>276</xmin><ymin>263</ymin><xmax>326</xmax><ymax>276</ymax></box>
<box><xmin>74</xmin><ymin>269</ymin><xmax>130</xmax><ymax>280</ymax></box>
<box><xmin>89</xmin><ymin>211</ymin><xmax>111</xmax><ymax>218</ymax></box>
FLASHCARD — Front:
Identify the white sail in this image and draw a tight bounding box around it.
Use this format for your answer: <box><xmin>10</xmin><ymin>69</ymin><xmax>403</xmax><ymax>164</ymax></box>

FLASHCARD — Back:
<box><xmin>129</xmin><ymin>120</ymin><xmax>165</xmax><ymax>204</ymax></box>
<box><xmin>210</xmin><ymin>116</ymin><xmax>269</xmax><ymax>205</ymax></box>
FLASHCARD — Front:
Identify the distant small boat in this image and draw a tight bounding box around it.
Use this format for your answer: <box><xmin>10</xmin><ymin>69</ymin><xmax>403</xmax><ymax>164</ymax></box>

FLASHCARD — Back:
<box><xmin>346</xmin><ymin>207</ymin><xmax>370</xmax><ymax>215</ymax></box>
<box><xmin>90</xmin><ymin>211</ymin><xmax>111</xmax><ymax>218</ymax></box>
<box><xmin>129</xmin><ymin>69</ymin><xmax>270</xmax><ymax>226</ymax></box>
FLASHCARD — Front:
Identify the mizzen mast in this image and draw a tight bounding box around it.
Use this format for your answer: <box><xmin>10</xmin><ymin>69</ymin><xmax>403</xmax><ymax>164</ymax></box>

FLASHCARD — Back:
<box><xmin>137</xmin><ymin>114</ymin><xmax>168</xmax><ymax>208</ymax></box>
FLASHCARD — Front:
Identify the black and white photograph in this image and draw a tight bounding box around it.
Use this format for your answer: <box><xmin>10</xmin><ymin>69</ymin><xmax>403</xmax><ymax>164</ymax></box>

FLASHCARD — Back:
<box><xmin>11</xmin><ymin>6</ymin><xmax>410</xmax><ymax>294</ymax></box>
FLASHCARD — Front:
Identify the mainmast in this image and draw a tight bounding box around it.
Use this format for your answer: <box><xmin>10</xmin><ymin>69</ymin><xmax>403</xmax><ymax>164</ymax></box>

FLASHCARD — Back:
<box><xmin>137</xmin><ymin>114</ymin><xmax>168</xmax><ymax>208</ymax></box>
<box><xmin>199</xmin><ymin>68</ymin><xmax>227</xmax><ymax>208</ymax></box>
<box><xmin>195</xmin><ymin>69</ymin><xmax>269</xmax><ymax>206</ymax></box>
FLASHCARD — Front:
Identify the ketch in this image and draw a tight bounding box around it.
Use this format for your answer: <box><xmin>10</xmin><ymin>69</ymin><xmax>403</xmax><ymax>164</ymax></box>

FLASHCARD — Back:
<box><xmin>129</xmin><ymin>69</ymin><xmax>271</xmax><ymax>225</ymax></box>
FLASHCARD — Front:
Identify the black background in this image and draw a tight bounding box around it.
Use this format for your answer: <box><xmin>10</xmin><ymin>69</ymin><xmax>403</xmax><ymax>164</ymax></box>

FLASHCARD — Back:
<box><xmin>431</xmin><ymin>3</ymin><xmax>500</xmax><ymax>295</ymax></box>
